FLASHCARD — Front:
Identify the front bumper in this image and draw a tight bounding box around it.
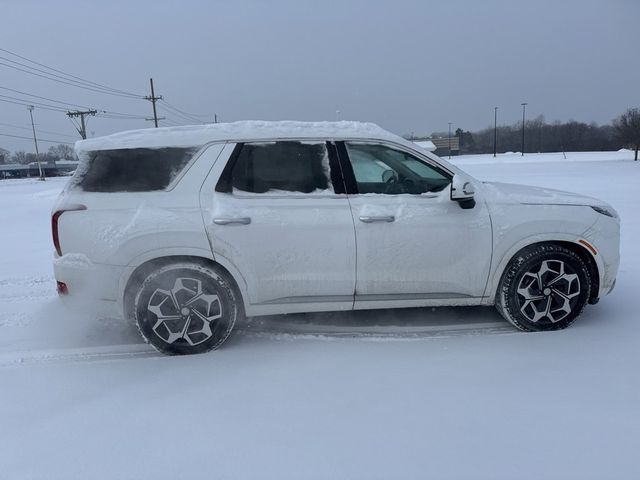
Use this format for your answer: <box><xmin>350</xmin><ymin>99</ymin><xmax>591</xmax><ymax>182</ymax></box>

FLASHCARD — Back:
<box><xmin>582</xmin><ymin>215</ymin><xmax>620</xmax><ymax>299</ymax></box>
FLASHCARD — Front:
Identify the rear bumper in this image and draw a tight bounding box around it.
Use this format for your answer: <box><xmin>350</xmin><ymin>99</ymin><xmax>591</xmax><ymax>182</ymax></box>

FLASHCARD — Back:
<box><xmin>53</xmin><ymin>253</ymin><xmax>124</xmax><ymax>318</ymax></box>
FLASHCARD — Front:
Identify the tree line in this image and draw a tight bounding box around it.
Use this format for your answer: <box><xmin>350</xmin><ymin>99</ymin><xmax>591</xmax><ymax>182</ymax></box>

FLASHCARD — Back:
<box><xmin>0</xmin><ymin>144</ymin><xmax>75</xmax><ymax>165</ymax></box>
<box><xmin>419</xmin><ymin>107</ymin><xmax>640</xmax><ymax>160</ymax></box>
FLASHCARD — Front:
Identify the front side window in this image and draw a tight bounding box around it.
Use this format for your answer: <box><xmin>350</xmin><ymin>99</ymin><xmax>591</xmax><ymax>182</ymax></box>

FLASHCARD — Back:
<box><xmin>346</xmin><ymin>143</ymin><xmax>451</xmax><ymax>195</ymax></box>
<box><xmin>227</xmin><ymin>141</ymin><xmax>333</xmax><ymax>194</ymax></box>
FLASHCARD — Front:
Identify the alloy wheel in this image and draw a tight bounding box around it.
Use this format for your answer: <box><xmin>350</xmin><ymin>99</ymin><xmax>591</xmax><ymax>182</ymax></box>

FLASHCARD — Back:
<box><xmin>147</xmin><ymin>277</ymin><xmax>222</xmax><ymax>346</ymax></box>
<box><xmin>516</xmin><ymin>259</ymin><xmax>581</xmax><ymax>323</ymax></box>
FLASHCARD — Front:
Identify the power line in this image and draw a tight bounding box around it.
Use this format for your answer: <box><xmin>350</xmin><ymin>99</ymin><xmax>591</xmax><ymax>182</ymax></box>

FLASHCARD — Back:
<box><xmin>0</xmin><ymin>85</ymin><xmax>92</xmax><ymax>109</ymax></box>
<box><xmin>0</xmin><ymin>96</ymin><xmax>67</xmax><ymax>112</ymax></box>
<box><xmin>0</xmin><ymin>47</ymin><xmax>143</xmax><ymax>97</ymax></box>
<box><xmin>0</xmin><ymin>50</ymin><xmax>207</xmax><ymax>131</ymax></box>
<box><xmin>159</xmin><ymin>117</ymin><xmax>183</xmax><ymax>126</ymax></box>
<box><xmin>159</xmin><ymin>99</ymin><xmax>208</xmax><ymax>124</ymax></box>
<box><xmin>0</xmin><ymin>121</ymin><xmax>77</xmax><ymax>138</ymax></box>
<box><xmin>165</xmin><ymin>117</ymin><xmax>185</xmax><ymax>125</ymax></box>
<box><xmin>1</xmin><ymin>48</ymin><xmax>215</xmax><ymax>130</ymax></box>
<box><xmin>0</xmin><ymin>59</ymin><xmax>142</xmax><ymax>99</ymax></box>
<box><xmin>158</xmin><ymin>105</ymin><xmax>201</xmax><ymax>124</ymax></box>
<box><xmin>154</xmin><ymin>109</ymin><xmax>187</xmax><ymax>125</ymax></box>
<box><xmin>0</xmin><ymin>132</ymin><xmax>73</xmax><ymax>145</ymax></box>
<box><xmin>161</xmin><ymin>99</ymin><xmax>209</xmax><ymax>118</ymax></box>
<box><xmin>96</xmin><ymin>110</ymin><xmax>148</xmax><ymax>120</ymax></box>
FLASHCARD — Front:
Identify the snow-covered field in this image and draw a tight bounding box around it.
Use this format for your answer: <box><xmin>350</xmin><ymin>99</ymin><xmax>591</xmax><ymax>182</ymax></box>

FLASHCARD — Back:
<box><xmin>1</xmin><ymin>151</ymin><xmax>639</xmax><ymax>479</ymax></box>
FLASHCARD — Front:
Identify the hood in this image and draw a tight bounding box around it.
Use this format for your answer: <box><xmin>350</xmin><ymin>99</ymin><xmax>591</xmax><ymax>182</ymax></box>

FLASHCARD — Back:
<box><xmin>482</xmin><ymin>181</ymin><xmax>601</xmax><ymax>206</ymax></box>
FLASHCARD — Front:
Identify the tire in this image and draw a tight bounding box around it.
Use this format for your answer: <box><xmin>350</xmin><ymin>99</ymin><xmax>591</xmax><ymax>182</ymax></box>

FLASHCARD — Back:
<box><xmin>134</xmin><ymin>262</ymin><xmax>240</xmax><ymax>355</ymax></box>
<box><xmin>496</xmin><ymin>244</ymin><xmax>591</xmax><ymax>332</ymax></box>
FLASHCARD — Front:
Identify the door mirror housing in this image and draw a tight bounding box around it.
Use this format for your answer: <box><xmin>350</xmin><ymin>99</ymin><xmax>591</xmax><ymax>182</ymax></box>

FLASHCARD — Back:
<box><xmin>450</xmin><ymin>174</ymin><xmax>476</xmax><ymax>209</ymax></box>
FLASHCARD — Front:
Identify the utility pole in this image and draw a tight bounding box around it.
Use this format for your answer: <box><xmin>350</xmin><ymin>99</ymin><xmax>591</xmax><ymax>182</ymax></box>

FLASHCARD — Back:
<box><xmin>27</xmin><ymin>105</ymin><xmax>44</xmax><ymax>181</ymax></box>
<box><xmin>493</xmin><ymin>107</ymin><xmax>498</xmax><ymax>157</ymax></box>
<box><xmin>66</xmin><ymin>110</ymin><xmax>97</xmax><ymax>139</ymax></box>
<box><xmin>144</xmin><ymin>78</ymin><xmax>164</xmax><ymax>127</ymax></box>
<box><xmin>521</xmin><ymin>102</ymin><xmax>528</xmax><ymax>156</ymax></box>
<box><xmin>448</xmin><ymin>122</ymin><xmax>452</xmax><ymax>159</ymax></box>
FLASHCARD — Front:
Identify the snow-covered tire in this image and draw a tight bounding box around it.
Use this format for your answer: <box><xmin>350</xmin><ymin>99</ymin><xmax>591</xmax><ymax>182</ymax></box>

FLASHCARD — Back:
<box><xmin>134</xmin><ymin>262</ymin><xmax>240</xmax><ymax>355</ymax></box>
<box><xmin>496</xmin><ymin>244</ymin><xmax>591</xmax><ymax>332</ymax></box>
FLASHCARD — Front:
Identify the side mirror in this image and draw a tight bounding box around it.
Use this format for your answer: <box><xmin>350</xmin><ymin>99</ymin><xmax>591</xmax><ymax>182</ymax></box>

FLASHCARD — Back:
<box><xmin>450</xmin><ymin>174</ymin><xmax>476</xmax><ymax>209</ymax></box>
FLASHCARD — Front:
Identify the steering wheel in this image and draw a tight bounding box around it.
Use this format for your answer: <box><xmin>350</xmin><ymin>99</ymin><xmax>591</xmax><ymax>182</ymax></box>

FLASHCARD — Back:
<box><xmin>400</xmin><ymin>178</ymin><xmax>422</xmax><ymax>194</ymax></box>
<box><xmin>383</xmin><ymin>174</ymin><xmax>399</xmax><ymax>194</ymax></box>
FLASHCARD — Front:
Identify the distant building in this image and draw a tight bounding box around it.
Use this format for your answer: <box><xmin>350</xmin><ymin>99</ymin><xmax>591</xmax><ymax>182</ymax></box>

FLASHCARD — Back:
<box><xmin>0</xmin><ymin>160</ymin><xmax>78</xmax><ymax>179</ymax></box>
<box><xmin>413</xmin><ymin>140</ymin><xmax>436</xmax><ymax>152</ymax></box>
<box><xmin>413</xmin><ymin>137</ymin><xmax>459</xmax><ymax>157</ymax></box>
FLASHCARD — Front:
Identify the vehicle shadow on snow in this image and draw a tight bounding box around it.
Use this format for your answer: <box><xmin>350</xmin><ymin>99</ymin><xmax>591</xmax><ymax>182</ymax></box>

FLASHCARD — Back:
<box><xmin>231</xmin><ymin>305</ymin><xmax>515</xmax><ymax>344</ymax></box>
<box><xmin>9</xmin><ymin>295</ymin><xmax>620</xmax><ymax>356</ymax></box>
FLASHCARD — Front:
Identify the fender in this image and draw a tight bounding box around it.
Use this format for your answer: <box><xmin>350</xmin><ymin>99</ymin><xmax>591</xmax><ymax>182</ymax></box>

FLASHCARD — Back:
<box><xmin>484</xmin><ymin>232</ymin><xmax>601</xmax><ymax>302</ymax></box>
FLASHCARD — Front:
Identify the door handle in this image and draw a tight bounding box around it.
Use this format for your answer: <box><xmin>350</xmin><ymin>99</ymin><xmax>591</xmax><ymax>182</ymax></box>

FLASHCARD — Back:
<box><xmin>213</xmin><ymin>217</ymin><xmax>251</xmax><ymax>225</ymax></box>
<box><xmin>359</xmin><ymin>215</ymin><xmax>395</xmax><ymax>223</ymax></box>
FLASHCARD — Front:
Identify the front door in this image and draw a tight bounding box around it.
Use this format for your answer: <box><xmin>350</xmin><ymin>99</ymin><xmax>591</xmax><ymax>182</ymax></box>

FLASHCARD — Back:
<box><xmin>337</xmin><ymin>141</ymin><xmax>492</xmax><ymax>309</ymax></box>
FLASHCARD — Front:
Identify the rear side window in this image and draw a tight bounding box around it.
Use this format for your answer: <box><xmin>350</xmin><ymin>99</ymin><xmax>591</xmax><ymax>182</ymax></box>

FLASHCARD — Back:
<box><xmin>73</xmin><ymin>147</ymin><xmax>197</xmax><ymax>192</ymax></box>
<box><xmin>223</xmin><ymin>141</ymin><xmax>333</xmax><ymax>194</ymax></box>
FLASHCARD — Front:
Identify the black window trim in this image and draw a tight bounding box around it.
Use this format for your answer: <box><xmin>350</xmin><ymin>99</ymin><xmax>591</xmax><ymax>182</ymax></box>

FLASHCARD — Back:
<box><xmin>215</xmin><ymin>142</ymin><xmax>244</xmax><ymax>193</ymax></box>
<box><xmin>335</xmin><ymin>141</ymin><xmax>358</xmax><ymax>195</ymax></box>
<box><xmin>336</xmin><ymin>140</ymin><xmax>453</xmax><ymax>195</ymax></box>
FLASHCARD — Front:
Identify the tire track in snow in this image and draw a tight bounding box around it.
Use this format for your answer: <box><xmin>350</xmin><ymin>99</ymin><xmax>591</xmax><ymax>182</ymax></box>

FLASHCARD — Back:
<box><xmin>0</xmin><ymin>322</ymin><xmax>519</xmax><ymax>367</ymax></box>
<box><xmin>0</xmin><ymin>275</ymin><xmax>56</xmax><ymax>326</ymax></box>
<box><xmin>235</xmin><ymin>321</ymin><xmax>517</xmax><ymax>342</ymax></box>
<box><xmin>0</xmin><ymin>344</ymin><xmax>159</xmax><ymax>368</ymax></box>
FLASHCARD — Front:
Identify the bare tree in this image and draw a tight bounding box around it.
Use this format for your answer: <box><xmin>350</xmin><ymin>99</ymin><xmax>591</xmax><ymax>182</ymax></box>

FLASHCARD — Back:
<box><xmin>11</xmin><ymin>151</ymin><xmax>28</xmax><ymax>164</ymax></box>
<box><xmin>0</xmin><ymin>147</ymin><xmax>9</xmax><ymax>164</ymax></box>
<box><xmin>613</xmin><ymin>107</ymin><xmax>640</xmax><ymax>161</ymax></box>
<box><xmin>48</xmin><ymin>144</ymin><xmax>74</xmax><ymax>160</ymax></box>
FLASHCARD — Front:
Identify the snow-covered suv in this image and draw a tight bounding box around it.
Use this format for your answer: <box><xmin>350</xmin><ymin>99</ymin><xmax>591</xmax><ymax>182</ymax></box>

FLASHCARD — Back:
<box><xmin>52</xmin><ymin>121</ymin><xmax>620</xmax><ymax>355</ymax></box>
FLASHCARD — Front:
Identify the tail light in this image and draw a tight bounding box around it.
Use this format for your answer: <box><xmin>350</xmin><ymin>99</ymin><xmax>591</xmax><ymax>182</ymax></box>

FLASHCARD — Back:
<box><xmin>56</xmin><ymin>281</ymin><xmax>68</xmax><ymax>295</ymax></box>
<box><xmin>52</xmin><ymin>204</ymin><xmax>86</xmax><ymax>256</ymax></box>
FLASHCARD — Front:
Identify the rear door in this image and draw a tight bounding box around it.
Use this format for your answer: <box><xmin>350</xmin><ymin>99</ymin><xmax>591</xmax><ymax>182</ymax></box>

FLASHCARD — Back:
<box><xmin>200</xmin><ymin>140</ymin><xmax>356</xmax><ymax>313</ymax></box>
<box><xmin>337</xmin><ymin>141</ymin><xmax>492</xmax><ymax>309</ymax></box>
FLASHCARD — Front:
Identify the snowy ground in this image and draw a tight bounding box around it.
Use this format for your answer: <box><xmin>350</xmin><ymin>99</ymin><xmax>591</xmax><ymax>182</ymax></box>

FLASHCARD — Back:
<box><xmin>1</xmin><ymin>151</ymin><xmax>639</xmax><ymax>479</ymax></box>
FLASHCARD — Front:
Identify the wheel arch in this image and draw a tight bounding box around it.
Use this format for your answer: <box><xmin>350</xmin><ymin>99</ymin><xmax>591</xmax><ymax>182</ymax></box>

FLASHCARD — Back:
<box><xmin>121</xmin><ymin>254</ymin><xmax>247</xmax><ymax>321</ymax></box>
<box><xmin>487</xmin><ymin>238</ymin><xmax>600</xmax><ymax>304</ymax></box>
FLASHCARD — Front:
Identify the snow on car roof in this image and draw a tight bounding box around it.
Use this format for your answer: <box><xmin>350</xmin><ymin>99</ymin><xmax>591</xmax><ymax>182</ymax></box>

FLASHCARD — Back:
<box><xmin>76</xmin><ymin>120</ymin><xmax>410</xmax><ymax>154</ymax></box>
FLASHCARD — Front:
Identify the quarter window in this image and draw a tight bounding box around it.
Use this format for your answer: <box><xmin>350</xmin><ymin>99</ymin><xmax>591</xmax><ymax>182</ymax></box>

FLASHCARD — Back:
<box><xmin>346</xmin><ymin>143</ymin><xmax>451</xmax><ymax>195</ymax></box>
<box><xmin>227</xmin><ymin>141</ymin><xmax>333</xmax><ymax>194</ymax></box>
<box><xmin>74</xmin><ymin>147</ymin><xmax>197</xmax><ymax>192</ymax></box>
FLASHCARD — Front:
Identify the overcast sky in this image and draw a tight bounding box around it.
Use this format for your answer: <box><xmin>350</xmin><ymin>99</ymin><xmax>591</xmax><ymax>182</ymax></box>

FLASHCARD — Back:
<box><xmin>1</xmin><ymin>0</ymin><xmax>638</xmax><ymax>153</ymax></box>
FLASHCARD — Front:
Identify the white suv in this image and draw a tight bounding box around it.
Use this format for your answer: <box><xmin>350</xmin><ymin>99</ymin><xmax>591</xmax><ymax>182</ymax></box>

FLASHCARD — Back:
<box><xmin>52</xmin><ymin>121</ymin><xmax>620</xmax><ymax>355</ymax></box>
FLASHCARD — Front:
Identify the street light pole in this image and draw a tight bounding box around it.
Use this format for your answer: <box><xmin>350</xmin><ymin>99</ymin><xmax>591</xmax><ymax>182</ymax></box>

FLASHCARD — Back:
<box><xmin>27</xmin><ymin>105</ymin><xmax>44</xmax><ymax>181</ymax></box>
<box><xmin>448</xmin><ymin>122</ymin><xmax>452</xmax><ymax>159</ymax></box>
<box><xmin>493</xmin><ymin>106</ymin><xmax>498</xmax><ymax>157</ymax></box>
<box><xmin>521</xmin><ymin>102</ymin><xmax>528</xmax><ymax>157</ymax></box>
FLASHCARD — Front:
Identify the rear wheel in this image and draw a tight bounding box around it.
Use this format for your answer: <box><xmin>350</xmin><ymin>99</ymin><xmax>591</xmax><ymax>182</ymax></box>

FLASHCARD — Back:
<box><xmin>134</xmin><ymin>262</ymin><xmax>239</xmax><ymax>355</ymax></box>
<box><xmin>496</xmin><ymin>244</ymin><xmax>591</xmax><ymax>331</ymax></box>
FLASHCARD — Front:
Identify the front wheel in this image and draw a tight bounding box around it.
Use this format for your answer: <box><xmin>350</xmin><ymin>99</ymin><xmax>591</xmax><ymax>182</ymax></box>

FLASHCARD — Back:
<box><xmin>496</xmin><ymin>244</ymin><xmax>591</xmax><ymax>331</ymax></box>
<box><xmin>134</xmin><ymin>262</ymin><xmax>240</xmax><ymax>355</ymax></box>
